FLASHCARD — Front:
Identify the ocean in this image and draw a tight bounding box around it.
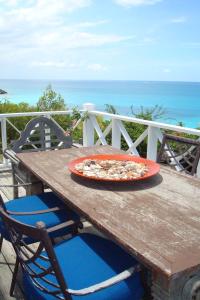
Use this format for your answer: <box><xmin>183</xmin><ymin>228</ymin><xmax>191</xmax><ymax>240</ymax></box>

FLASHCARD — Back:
<box><xmin>0</xmin><ymin>79</ymin><xmax>200</xmax><ymax>129</ymax></box>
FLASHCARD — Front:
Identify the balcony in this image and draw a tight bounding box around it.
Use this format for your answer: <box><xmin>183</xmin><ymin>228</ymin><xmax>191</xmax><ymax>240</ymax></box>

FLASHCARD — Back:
<box><xmin>0</xmin><ymin>104</ymin><xmax>200</xmax><ymax>300</ymax></box>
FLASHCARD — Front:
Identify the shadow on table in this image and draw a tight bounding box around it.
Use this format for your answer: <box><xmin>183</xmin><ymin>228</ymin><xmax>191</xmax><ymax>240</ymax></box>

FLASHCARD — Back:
<box><xmin>71</xmin><ymin>173</ymin><xmax>163</xmax><ymax>192</ymax></box>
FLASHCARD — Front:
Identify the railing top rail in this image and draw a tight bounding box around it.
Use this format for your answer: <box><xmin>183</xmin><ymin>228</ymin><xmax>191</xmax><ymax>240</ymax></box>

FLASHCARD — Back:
<box><xmin>0</xmin><ymin>107</ymin><xmax>199</xmax><ymax>136</ymax></box>
<box><xmin>0</xmin><ymin>110</ymin><xmax>84</xmax><ymax>119</ymax></box>
<box><xmin>88</xmin><ymin>110</ymin><xmax>200</xmax><ymax>136</ymax></box>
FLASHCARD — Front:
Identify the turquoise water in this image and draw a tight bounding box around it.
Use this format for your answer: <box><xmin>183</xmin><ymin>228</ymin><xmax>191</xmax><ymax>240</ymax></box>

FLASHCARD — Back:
<box><xmin>0</xmin><ymin>79</ymin><xmax>200</xmax><ymax>128</ymax></box>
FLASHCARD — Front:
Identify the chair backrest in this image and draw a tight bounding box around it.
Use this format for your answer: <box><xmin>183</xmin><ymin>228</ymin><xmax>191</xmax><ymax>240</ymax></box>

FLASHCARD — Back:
<box><xmin>11</xmin><ymin>116</ymin><xmax>72</xmax><ymax>153</ymax></box>
<box><xmin>157</xmin><ymin>134</ymin><xmax>200</xmax><ymax>176</ymax></box>
<box><xmin>0</xmin><ymin>205</ymin><xmax>70</xmax><ymax>300</ymax></box>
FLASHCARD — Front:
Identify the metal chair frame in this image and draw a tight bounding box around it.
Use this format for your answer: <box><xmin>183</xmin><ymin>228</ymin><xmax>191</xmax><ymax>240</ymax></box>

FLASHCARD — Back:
<box><xmin>0</xmin><ymin>206</ymin><xmax>141</xmax><ymax>300</ymax></box>
<box><xmin>157</xmin><ymin>134</ymin><xmax>200</xmax><ymax>176</ymax></box>
<box><xmin>0</xmin><ymin>190</ymin><xmax>81</xmax><ymax>297</ymax></box>
<box><xmin>3</xmin><ymin>116</ymin><xmax>72</xmax><ymax>197</ymax></box>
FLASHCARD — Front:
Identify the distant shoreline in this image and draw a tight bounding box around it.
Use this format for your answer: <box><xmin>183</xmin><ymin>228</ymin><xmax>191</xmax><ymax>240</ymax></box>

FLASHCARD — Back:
<box><xmin>1</xmin><ymin>78</ymin><xmax>200</xmax><ymax>84</ymax></box>
<box><xmin>0</xmin><ymin>89</ymin><xmax>7</xmax><ymax>95</ymax></box>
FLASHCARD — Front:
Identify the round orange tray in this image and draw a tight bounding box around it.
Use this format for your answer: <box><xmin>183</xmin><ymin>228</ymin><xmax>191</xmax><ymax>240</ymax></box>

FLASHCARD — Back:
<box><xmin>68</xmin><ymin>154</ymin><xmax>160</xmax><ymax>182</ymax></box>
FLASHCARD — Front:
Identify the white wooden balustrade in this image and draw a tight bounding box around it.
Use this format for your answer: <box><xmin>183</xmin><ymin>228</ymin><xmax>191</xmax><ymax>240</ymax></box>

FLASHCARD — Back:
<box><xmin>0</xmin><ymin>102</ymin><xmax>200</xmax><ymax>176</ymax></box>
<box><xmin>82</xmin><ymin>103</ymin><xmax>200</xmax><ymax>176</ymax></box>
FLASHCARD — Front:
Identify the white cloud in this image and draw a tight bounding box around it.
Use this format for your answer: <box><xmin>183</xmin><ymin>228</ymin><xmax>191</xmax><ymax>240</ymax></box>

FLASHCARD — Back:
<box><xmin>32</xmin><ymin>60</ymin><xmax>86</xmax><ymax>69</ymax></box>
<box><xmin>0</xmin><ymin>0</ymin><xmax>91</xmax><ymax>11</ymax></box>
<box><xmin>0</xmin><ymin>0</ymin><xmax>21</xmax><ymax>7</ymax></box>
<box><xmin>0</xmin><ymin>0</ymin><xmax>92</xmax><ymax>34</ymax></box>
<box><xmin>29</xmin><ymin>30</ymin><xmax>132</xmax><ymax>50</ymax></box>
<box><xmin>75</xmin><ymin>19</ymin><xmax>109</xmax><ymax>29</ymax></box>
<box><xmin>6</xmin><ymin>0</ymin><xmax>92</xmax><ymax>25</ymax></box>
<box><xmin>183</xmin><ymin>42</ymin><xmax>200</xmax><ymax>48</ymax></box>
<box><xmin>63</xmin><ymin>32</ymin><xmax>132</xmax><ymax>49</ymax></box>
<box><xmin>0</xmin><ymin>0</ymin><xmax>133</xmax><ymax>78</ymax></box>
<box><xmin>170</xmin><ymin>16</ymin><xmax>187</xmax><ymax>24</ymax></box>
<box><xmin>0</xmin><ymin>1</ymin><xmax>131</xmax><ymax>50</ymax></box>
<box><xmin>0</xmin><ymin>0</ymin><xmax>15</xmax><ymax>6</ymax></box>
<box><xmin>32</xmin><ymin>61</ymin><xmax>67</xmax><ymax>68</ymax></box>
<box><xmin>31</xmin><ymin>61</ymin><xmax>108</xmax><ymax>72</ymax></box>
<box><xmin>142</xmin><ymin>37</ymin><xmax>156</xmax><ymax>44</ymax></box>
<box><xmin>114</xmin><ymin>0</ymin><xmax>162</xmax><ymax>7</ymax></box>
<box><xmin>87</xmin><ymin>63</ymin><xmax>107</xmax><ymax>72</ymax></box>
<box><xmin>163</xmin><ymin>68</ymin><xmax>171</xmax><ymax>73</ymax></box>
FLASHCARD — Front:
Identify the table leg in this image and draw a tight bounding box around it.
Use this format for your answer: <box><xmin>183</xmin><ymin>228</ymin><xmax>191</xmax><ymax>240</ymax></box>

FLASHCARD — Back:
<box><xmin>13</xmin><ymin>163</ymin><xmax>43</xmax><ymax>196</ymax></box>
<box><xmin>25</xmin><ymin>172</ymin><xmax>43</xmax><ymax>195</ymax></box>
<box><xmin>152</xmin><ymin>268</ymin><xmax>200</xmax><ymax>300</ymax></box>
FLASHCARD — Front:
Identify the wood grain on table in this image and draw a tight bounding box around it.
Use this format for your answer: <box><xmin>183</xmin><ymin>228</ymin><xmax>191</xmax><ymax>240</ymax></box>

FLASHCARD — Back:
<box><xmin>17</xmin><ymin>146</ymin><xmax>200</xmax><ymax>279</ymax></box>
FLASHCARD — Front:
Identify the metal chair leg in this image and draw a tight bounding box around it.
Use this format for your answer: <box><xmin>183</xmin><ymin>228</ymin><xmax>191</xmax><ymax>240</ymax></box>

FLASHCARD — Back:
<box><xmin>0</xmin><ymin>235</ymin><xmax>3</xmax><ymax>252</ymax></box>
<box><xmin>10</xmin><ymin>256</ymin><xmax>19</xmax><ymax>296</ymax></box>
<box><xmin>12</xmin><ymin>171</ymin><xmax>19</xmax><ymax>199</ymax></box>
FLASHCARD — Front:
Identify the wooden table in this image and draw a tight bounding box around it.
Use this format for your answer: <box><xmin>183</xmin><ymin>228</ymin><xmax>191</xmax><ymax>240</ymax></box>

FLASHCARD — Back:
<box><xmin>17</xmin><ymin>146</ymin><xmax>200</xmax><ymax>300</ymax></box>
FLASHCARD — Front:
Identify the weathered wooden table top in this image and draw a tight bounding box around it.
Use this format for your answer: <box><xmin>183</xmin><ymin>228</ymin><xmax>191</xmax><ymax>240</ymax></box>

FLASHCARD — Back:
<box><xmin>17</xmin><ymin>146</ymin><xmax>200</xmax><ymax>278</ymax></box>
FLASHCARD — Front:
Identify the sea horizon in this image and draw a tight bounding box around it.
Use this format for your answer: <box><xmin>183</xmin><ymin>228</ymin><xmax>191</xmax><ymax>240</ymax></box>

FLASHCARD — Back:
<box><xmin>0</xmin><ymin>78</ymin><xmax>200</xmax><ymax>129</ymax></box>
<box><xmin>1</xmin><ymin>78</ymin><xmax>200</xmax><ymax>83</ymax></box>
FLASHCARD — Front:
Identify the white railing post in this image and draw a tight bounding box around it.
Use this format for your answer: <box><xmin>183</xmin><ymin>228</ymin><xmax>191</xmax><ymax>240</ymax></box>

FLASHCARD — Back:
<box><xmin>147</xmin><ymin>126</ymin><xmax>159</xmax><ymax>161</ymax></box>
<box><xmin>83</xmin><ymin>103</ymin><xmax>95</xmax><ymax>147</ymax></box>
<box><xmin>197</xmin><ymin>161</ymin><xmax>200</xmax><ymax>178</ymax></box>
<box><xmin>1</xmin><ymin>118</ymin><xmax>8</xmax><ymax>166</ymax></box>
<box><xmin>45</xmin><ymin>114</ymin><xmax>51</xmax><ymax>149</ymax></box>
<box><xmin>112</xmin><ymin>119</ymin><xmax>121</xmax><ymax>149</ymax></box>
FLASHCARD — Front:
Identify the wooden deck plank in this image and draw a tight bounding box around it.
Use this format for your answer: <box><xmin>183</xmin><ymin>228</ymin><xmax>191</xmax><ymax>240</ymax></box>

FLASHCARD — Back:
<box><xmin>1</xmin><ymin>239</ymin><xmax>17</xmax><ymax>268</ymax></box>
<box><xmin>0</xmin><ymin>253</ymin><xmax>16</xmax><ymax>300</ymax></box>
<box><xmin>0</xmin><ymin>249</ymin><xmax>24</xmax><ymax>300</ymax></box>
<box><xmin>0</xmin><ymin>171</ymin><xmax>14</xmax><ymax>200</ymax></box>
<box><xmin>0</xmin><ymin>171</ymin><xmax>26</xmax><ymax>202</ymax></box>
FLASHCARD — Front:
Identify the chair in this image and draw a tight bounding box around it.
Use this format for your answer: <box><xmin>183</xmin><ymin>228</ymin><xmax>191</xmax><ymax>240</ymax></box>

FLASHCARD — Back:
<box><xmin>157</xmin><ymin>134</ymin><xmax>200</xmax><ymax>176</ymax></box>
<box><xmin>0</xmin><ymin>207</ymin><xmax>144</xmax><ymax>300</ymax></box>
<box><xmin>4</xmin><ymin>116</ymin><xmax>72</xmax><ymax>197</ymax></box>
<box><xmin>0</xmin><ymin>192</ymin><xmax>81</xmax><ymax>296</ymax></box>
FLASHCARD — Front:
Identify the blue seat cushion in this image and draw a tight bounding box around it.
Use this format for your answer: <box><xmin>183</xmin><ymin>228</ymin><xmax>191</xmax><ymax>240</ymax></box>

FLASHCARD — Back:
<box><xmin>23</xmin><ymin>233</ymin><xmax>144</xmax><ymax>300</ymax></box>
<box><xmin>0</xmin><ymin>192</ymin><xmax>80</xmax><ymax>240</ymax></box>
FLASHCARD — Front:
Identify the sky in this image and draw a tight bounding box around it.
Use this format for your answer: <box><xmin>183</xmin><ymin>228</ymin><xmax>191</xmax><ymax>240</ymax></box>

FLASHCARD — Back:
<box><xmin>0</xmin><ymin>0</ymin><xmax>200</xmax><ymax>81</ymax></box>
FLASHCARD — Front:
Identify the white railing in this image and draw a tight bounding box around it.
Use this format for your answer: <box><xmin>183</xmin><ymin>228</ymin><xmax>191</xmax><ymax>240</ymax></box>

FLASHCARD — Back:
<box><xmin>82</xmin><ymin>103</ymin><xmax>200</xmax><ymax>176</ymax></box>
<box><xmin>0</xmin><ymin>102</ymin><xmax>200</xmax><ymax>175</ymax></box>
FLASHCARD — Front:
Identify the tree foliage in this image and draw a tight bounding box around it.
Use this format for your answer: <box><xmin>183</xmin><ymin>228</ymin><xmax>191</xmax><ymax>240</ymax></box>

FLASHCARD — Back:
<box><xmin>104</xmin><ymin>104</ymin><xmax>168</xmax><ymax>155</ymax></box>
<box><xmin>37</xmin><ymin>85</ymin><xmax>74</xmax><ymax>137</ymax></box>
<box><xmin>37</xmin><ymin>84</ymin><xmax>66</xmax><ymax>111</ymax></box>
<box><xmin>131</xmin><ymin>104</ymin><xmax>166</xmax><ymax>121</ymax></box>
<box><xmin>0</xmin><ymin>99</ymin><xmax>36</xmax><ymax>146</ymax></box>
<box><xmin>105</xmin><ymin>104</ymin><xmax>118</xmax><ymax>114</ymax></box>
